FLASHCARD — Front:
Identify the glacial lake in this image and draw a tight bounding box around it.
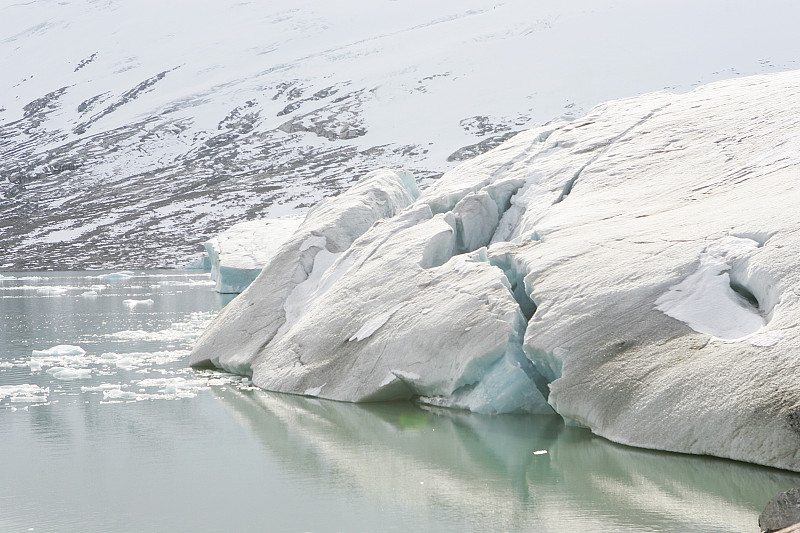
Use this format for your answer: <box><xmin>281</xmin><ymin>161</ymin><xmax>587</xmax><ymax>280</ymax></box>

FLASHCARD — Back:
<box><xmin>1</xmin><ymin>271</ymin><xmax>798</xmax><ymax>533</ymax></box>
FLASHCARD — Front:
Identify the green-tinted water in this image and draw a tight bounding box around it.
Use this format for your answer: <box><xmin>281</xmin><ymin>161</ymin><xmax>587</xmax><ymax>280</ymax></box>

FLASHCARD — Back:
<box><xmin>1</xmin><ymin>271</ymin><xmax>797</xmax><ymax>532</ymax></box>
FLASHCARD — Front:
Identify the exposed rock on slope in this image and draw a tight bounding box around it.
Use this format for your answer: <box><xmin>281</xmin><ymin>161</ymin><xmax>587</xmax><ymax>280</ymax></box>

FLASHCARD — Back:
<box><xmin>192</xmin><ymin>70</ymin><xmax>800</xmax><ymax>471</ymax></box>
<box><xmin>4</xmin><ymin>1</ymin><xmax>800</xmax><ymax>269</ymax></box>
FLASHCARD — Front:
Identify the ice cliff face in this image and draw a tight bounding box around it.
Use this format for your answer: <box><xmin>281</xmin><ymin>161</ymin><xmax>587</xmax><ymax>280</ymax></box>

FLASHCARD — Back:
<box><xmin>3</xmin><ymin>0</ymin><xmax>800</xmax><ymax>270</ymax></box>
<box><xmin>192</xmin><ymin>70</ymin><xmax>800</xmax><ymax>471</ymax></box>
<box><xmin>204</xmin><ymin>216</ymin><xmax>303</xmax><ymax>293</ymax></box>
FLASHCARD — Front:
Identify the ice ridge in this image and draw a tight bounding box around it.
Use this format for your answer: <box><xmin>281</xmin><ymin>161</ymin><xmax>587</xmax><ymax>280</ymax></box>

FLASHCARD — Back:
<box><xmin>192</xmin><ymin>70</ymin><xmax>800</xmax><ymax>472</ymax></box>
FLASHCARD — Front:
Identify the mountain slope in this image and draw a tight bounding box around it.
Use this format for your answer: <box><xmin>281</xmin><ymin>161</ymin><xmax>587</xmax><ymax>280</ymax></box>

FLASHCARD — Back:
<box><xmin>2</xmin><ymin>0</ymin><xmax>799</xmax><ymax>269</ymax></box>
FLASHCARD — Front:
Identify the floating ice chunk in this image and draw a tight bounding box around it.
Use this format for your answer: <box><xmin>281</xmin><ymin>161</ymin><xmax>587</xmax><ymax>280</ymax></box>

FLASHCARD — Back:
<box><xmin>192</xmin><ymin>70</ymin><xmax>800</xmax><ymax>471</ymax></box>
<box><xmin>47</xmin><ymin>367</ymin><xmax>92</xmax><ymax>379</ymax></box>
<box><xmin>32</xmin><ymin>345</ymin><xmax>86</xmax><ymax>357</ymax></box>
<box><xmin>36</xmin><ymin>287</ymin><xmax>68</xmax><ymax>296</ymax></box>
<box><xmin>123</xmin><ymin>299</ymin><xmax>154</xmax><ymax>306</ymax></box>
<box><xmin>0</xmin><ymin>384</ymin><xmax>49</xmax><ymax>403</ymax></box>
<box><xmin>114</xmin><ymin>357</ymin><xmax>139</xmax><ymax>369</ymax></box>
<box><xmin>81</xmin><ymin>290</ymin><xmax>99</xmax><ymax>297</ymax></box>
<box><xmin>103</xmin><ymin>388</ymin><xmax>138</xmax><ymax>401</ymax></box>
<box><xmin>134</xmin><ymin>377</ymin><xmax>207</xmax><ymax>399</ymax></box>
<box><xmin>82</xmin><ymin>383</ymin><xmax>123</xmax><ymax>392</ymax></box>
<box><xmin>349</xmin><ymin>303</ymin><xmax>405</xmax><ymax>342</ymax></box>
<box><xmin>99</xmin><ymin>272</ymin><xmax>133</xmax><ymax>280</ymax></box>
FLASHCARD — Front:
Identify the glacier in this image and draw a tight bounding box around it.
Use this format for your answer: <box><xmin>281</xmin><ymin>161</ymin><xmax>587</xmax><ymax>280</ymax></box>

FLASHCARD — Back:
<box><xmin>192</xmin><ymin>70</ymin><xmax>800</xmax><ymax>471</ymax></box>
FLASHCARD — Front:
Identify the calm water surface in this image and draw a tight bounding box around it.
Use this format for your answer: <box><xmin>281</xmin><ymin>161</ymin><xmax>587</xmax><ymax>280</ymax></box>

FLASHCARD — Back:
<box><xmin>1</xmin><ymin>271</ymin><xmax>798</xmax><ymax>533</ymax></box>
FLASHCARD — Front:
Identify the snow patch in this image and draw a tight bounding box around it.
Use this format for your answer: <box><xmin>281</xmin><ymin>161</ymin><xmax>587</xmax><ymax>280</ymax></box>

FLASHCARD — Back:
<box><xmin>656</xmin><ymin>237</ymin><xmax>766</xmax><ymax>340</ymax></box>
<box><xmin>303</xmin><ymin>384</ymin><xmax>326</xmax><ymax>396</ymax></box>
<box><xmin>349</xmin><ymin>303</ymin><xmax>406</xmax><ymax>342</ymax></box>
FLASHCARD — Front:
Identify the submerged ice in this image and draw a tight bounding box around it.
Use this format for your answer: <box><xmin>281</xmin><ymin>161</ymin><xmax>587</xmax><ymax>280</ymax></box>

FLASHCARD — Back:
<box><xmin>191</xmin><ymin>70</ymin><xmax>800</xmax><ymax>471</ymax></box>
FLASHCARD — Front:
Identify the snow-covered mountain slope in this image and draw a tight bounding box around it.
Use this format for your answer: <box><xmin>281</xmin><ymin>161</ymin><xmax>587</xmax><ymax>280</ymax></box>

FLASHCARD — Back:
<box><xmin>192</xmin><ymin>69</ymin><xmax>800</xmax><ymax>471</ymax></box>
<box><xmin>2</xmin><ymin>0</ymin><xmax>800</xmax><ymax>269</ymax></box>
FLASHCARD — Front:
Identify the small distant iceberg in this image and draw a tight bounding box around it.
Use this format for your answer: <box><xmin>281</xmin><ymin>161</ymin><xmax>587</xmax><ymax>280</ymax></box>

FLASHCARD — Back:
<box><xmin>46</xmin><ymin>367</ymin><xmax>92</xmax><ymax>380</ymax></box>
<box><xmin>123</xmin><ymin>299</ymin><xmax>154</xmax><ymax>307</ymax></box>
<box><xmin>99</xmin><ymin>271</ymin><xmax>134</xmax><ymax>280</ymax></box>
<box><xmin>32</xmin><ymin>345</ymin><xmax>86</xmax><ymax>357</ymax></box>
<box><xmin>203</xmin><ymin>216</ymin><xmax>304</xmax><ymax>293</ymax></box>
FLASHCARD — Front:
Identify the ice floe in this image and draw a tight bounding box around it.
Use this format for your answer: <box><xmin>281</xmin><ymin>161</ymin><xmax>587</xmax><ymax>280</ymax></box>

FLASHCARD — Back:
<box><xmin>32</xmin><ymin>345</ymin><xmax>86</xmax><ymax>358</ymax></box>
<box><xmin>0</xmin><ymin>384</ymin><xmax>49</xmax><ymax>404</ymax></box>
<box><xmin>99</xmin><ymin>272</ymin><xmax>133</xmax><ymax>280</ymax></box>
<box><xmin>123</xmin><ymin>298</ymin><xmax>154</xmax><ymax>307</ymax></box>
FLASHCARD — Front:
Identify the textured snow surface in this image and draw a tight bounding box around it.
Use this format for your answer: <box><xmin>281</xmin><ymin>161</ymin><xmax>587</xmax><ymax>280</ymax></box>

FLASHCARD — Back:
<box><xmin>3</xmin><ymin>1</ymin><xmax>800</xmax><ymax>269</ymax></box>
<box><xmin>193</xmin><ymin>70</ymin><xmax>800</xmax><ymax>470</ymax></box>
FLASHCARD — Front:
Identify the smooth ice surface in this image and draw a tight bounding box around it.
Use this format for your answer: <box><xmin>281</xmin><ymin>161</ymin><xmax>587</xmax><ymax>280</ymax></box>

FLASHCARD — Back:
<box><xmin>194</xmin><ymin>70</ymin><xmax>800</xmax><ymax>471</ymax></box>
<box><xmin>349</xmin><ymin>304</ymin><xmax>406</xmax><ymax>342</ymax></box>
<box><xmin>655</xmin><ymin>237</ymin><xmax>765</xmax><ymax>340</ymax></box>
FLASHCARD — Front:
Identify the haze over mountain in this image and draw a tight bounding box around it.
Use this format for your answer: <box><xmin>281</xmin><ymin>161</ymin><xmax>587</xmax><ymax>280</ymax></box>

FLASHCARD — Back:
<box><xmin>2</xmin><ymin>0</ymin><xmax>799</xmax><ymax>270</ymax></box>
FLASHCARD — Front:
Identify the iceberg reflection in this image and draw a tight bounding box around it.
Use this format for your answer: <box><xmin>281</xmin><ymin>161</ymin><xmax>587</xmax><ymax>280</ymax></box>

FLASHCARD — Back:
<box><xmin>217</xmin><ymin>387</ymin><xmax>800</xmax><ymax>532</ymax></box>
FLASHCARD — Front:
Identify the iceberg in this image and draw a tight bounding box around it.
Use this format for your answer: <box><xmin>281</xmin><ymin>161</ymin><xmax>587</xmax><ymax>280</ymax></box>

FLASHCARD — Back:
<box><xmin>204</xmin><ymin>216</ymin><xmax>304</xmax><ymax>293</ymax></box>
<box><xmin>191</xmin><ymin>168</ymin><xmax>422</xmax><ymax>375</ymax></box>
<box><xmin>192</xmin><ymin>70</ymin><xmax>800</xmax><ymax>471</ymax></box>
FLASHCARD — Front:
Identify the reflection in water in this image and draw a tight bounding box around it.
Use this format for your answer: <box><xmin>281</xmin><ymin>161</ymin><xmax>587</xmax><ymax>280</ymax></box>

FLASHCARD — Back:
<box><xmin>218</xmin><ymin>387</ymin><xmax>800</xmax><ymax>533</ymax></box>
<box><xmin>3</xmin><ymin>271</ymin><xmax>799</xmax><ymax>532</ymax></box>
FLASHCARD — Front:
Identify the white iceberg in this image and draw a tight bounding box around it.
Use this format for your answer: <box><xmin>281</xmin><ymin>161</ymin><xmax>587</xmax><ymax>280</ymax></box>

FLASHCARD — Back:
<box><xmin>123</xmin><ymin>299</ymin><xmax>154</xmax><ymax>307</ymax></box>
<box><xmin>99</xmin><ymin>272</ymin><xmax>133</xmax><ymax>280</ymax></box>
<box><xmin>192</xmin><ymin>70</ymin><xmax>800</xmax><ymax>471</ymax></box>
<box><xmin>191</xmin><ymin>168</ymin><xmax>421</xmax><ymax>376</ymax></box>
<box><xmin>204</xmin><ymin>216</ymin><xmax>303</xmax><ymax>294</ymax></box>
<box><xmin>32</xmin><ymin>345</ymin><xmax>86</xmax><ymax>357</ymax></box>
<box><xmin>0</xmin><ymin>384</ymin><xmax>49</xmax><ymax>403</ymax></box>
<box><xmin>46</xmin><ymin>367</ymin><xmax>92</xmax><ymax>380</ymax></box>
